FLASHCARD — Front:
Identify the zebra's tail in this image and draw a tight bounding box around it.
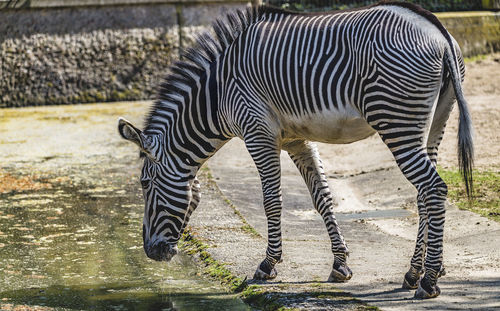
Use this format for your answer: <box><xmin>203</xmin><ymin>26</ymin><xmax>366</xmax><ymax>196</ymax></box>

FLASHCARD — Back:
<box><xmin>444</xmin><ymin>41</ymin><xmax>474</xmax><ymax>199</ymax></box>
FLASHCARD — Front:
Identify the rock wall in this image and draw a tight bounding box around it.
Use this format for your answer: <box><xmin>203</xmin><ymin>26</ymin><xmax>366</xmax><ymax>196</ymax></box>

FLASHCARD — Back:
<box><xmin>0</xmin><ymin>5</ymin><xmax>498</xmax><ymax>108</ymax></box>
<box><xmin>0</xmin><ymin>2</ymin><xmax>248</xmax><ymax>108</ymax></box>
<box><xmin>437</xmin><ymin>11</ymin><xmax>500</xmax><ymax>57</ymax></box>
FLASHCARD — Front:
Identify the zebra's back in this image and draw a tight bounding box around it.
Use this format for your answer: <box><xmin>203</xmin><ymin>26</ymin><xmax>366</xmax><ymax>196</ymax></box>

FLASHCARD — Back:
<box><xmin>225</xmin><ymin>4</ymin><xmax>449</xmax><ymax>143</ymax></box>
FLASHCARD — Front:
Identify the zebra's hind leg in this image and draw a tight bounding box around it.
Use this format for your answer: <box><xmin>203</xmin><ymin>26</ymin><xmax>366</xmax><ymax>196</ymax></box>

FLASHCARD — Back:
<box><xmin>403</xmin><ymin>82</ymin><xmax>455</xmax><ymax>291</ymax></box>
<box><xmin>403</xmin><ymin>197</ymin><xmax>446</xmax><ymax>289</ymax></box>
<box><xmin>402</xmin><ymin>196</ymin><xmax>426</xmax><ymax>289</ymax></box>
<box><xmin>389</xmin><ymin>148</ymin><xmax>447</xmax><ymax>298</ymax></box>
<box><xmin>245</xmin><ymin>137</ymin><xmax>283</xmax><ymax>280</ymax></box>
<box><xmin>414</xmin><ymin>175</ymin><xmax>447</xmax><ymax>299</ymax></box>
<box><xmin>285</xmin><ymin>140</ymin><xmax>351</xmax><ymax>282</ymax></box>
<box><xmin>368</xmin><ymin>111</ymin><xmax>447</xmax><ymax>297</ymax></box>
<box><xmin>402</xmin><ymin>147</ymin><xmax>447</xmax><ymax>290</ymax></box>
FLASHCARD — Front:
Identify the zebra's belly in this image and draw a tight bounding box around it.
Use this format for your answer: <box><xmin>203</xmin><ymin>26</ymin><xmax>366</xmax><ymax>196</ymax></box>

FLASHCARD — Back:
<box><xmin>281</xmin><ymin>111</ymin><xmax>376</xmax><ymax>144</ymax></box>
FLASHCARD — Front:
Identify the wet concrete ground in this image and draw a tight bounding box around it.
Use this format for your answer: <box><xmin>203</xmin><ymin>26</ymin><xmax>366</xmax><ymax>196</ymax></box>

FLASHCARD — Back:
<box><xmin>0</xmin><ymin>102</ymin><xmax>250</xmax><ymax>310</ymax></box>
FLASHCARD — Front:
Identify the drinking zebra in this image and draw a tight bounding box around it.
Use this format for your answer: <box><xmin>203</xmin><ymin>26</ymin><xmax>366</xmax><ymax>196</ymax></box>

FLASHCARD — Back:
<box><xmin>118</xmin><ymin>2</ymin><xmax>473</xmax><ymax>299</ymax></box>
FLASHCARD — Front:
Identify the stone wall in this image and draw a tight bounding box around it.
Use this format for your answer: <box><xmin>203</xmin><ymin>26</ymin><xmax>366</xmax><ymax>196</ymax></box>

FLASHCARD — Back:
<box><xmin>0</xmin><ymin>1</ymin><xmax>248</xmax><ymax>108</ymax></box>
<box><xmin>437</xmin><ymin>11</ymin><xmax>500</xmax><ymax>57</ymax></box>
<box><xmin>0</xmin><ymin>4</ymin><xmax>499</xmax><ymax>108</ymax></box>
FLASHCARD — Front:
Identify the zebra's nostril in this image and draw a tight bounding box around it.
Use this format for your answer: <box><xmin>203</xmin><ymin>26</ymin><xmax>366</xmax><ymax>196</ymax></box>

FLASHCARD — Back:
<box><xmin>144</xmin><ymin>240</ymin><xmax>174</xmax><ymax>261</ymax></box>
<box><xmin>143</xmin><ymin>239</ymin><xmax>178</xmax><ymax>262</ymax></box>
<box><xmin>157</xmin><ymin>241</ymin><xmax>167</xmax><ymax>253</ymax></box>
<box><xmin>144</xmin><ymin>240</ymin><xmax>160</xmax><ymax>261</ymax></box>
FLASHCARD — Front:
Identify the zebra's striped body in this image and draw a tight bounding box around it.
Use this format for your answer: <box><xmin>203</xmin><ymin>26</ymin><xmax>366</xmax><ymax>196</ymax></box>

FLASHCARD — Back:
<box><xmin>119</xmin><ymin>2</ymin><xmax>473</xmax><ymax>299</ymax></box>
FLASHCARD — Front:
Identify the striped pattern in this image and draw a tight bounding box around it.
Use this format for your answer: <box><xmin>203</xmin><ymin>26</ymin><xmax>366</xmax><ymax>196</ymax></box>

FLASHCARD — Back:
<box><xmin>119</xmin><ymin>3</ymin><xmax>473</xmax><ymax>297</ymax></box>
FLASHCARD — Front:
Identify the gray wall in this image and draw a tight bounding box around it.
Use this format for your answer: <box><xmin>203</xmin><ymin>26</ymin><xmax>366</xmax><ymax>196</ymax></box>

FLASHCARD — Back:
<box><xmin>0</xmin><ymin>1</ymin><xmax>248</xmax><ymax>107</ymax></box>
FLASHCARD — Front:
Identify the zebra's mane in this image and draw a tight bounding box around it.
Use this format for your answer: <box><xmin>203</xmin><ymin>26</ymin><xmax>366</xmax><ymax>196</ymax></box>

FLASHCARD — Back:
<box><xmin>144</xmin><ymin>6</ymin><xmax>260</xmax><ymax>134</ymax></box>
<box><xmin>144</xmin><ymin>2</ymin><xmax>441</xmax><ymax>134</ymax></box>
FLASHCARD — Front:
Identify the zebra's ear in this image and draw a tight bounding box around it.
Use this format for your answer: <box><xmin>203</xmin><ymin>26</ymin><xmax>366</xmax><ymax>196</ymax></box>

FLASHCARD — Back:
<box><xmin>118</xmin><ymin>117</ymin><xmax>148</xmax><ymax>150</ymax></box>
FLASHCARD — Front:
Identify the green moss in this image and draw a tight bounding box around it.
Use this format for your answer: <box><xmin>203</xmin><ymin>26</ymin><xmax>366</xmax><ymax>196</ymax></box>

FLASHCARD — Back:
<box><xmin>178</xmin><ymin>231</ymin><xmax>247</xmax><ymax>293</ymax></box>
<box><xmin>48</xmin><ymin>96</ymin><xmax>58</xmax><ymax>104</ymax></box>
<box><xmin>436</xmin><ymin>12</ymin><xmax>496</xmax><ymax>19</ymax></box>
<box><xmin>200</xmin><ymin>166</ymin><xmax>213</xmax><ymax>179</ymax></box>
<box><xmin>94</xmin><ymin>91</ymin><xmax>105</xmax><ymax>102</ymax></box>
<box><xmin>70</xmin><ymin>88</ymin><xmax>145</xmax><ymax>104</ymax></box>
<box><xmin>111</xmin><ymin>90</ymin><xmax>125</xmax><ymax>101</ymax></box>
<box><xmin>464</xmin><ymin>53</ymin><xmax>489</xmax><ymax>63</ymax></box>
<box><xmin>438</xmin><ymin>167</ymin><xmax>500</xmax><ymax>222</ymax></box>
<box><xmin>437</xmin><ymin>12</ymin><xmax>500</xmax><ymax>57</ymax></box>
<box><xmin>240</xmin><ymin>285</ymin><xmax>284</xmax><ymax>311</ymax></box>
<box><xmin>240</xmin><ymin>224</ymin><xmax>261</xmax><ymax>238</ymax></box>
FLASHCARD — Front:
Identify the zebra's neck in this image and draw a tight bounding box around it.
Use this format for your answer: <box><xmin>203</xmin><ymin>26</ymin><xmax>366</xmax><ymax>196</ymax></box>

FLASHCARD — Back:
<box><xmin>144</xmin><ymin>59</ymin><xmax>229</xmax><ymax>174</ymax></box>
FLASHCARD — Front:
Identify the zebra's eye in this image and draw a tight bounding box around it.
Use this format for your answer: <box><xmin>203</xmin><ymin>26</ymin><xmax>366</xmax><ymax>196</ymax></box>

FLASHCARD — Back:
<box><xmin>141</xmin><ymin>179</ymin><xmax>151</xmax><ymax>188</ymax></box>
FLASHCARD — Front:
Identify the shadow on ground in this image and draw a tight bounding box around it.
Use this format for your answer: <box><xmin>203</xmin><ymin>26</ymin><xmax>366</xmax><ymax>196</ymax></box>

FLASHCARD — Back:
<box><xmin>351</xmin><ymin>277</ymin><xmax>500</xmax><ymax>307</ymax></box>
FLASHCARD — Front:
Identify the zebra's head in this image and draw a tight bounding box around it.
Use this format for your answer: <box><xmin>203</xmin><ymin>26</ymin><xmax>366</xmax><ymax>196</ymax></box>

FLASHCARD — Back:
<box><xmin>118</xmin><ymin>118</ymin><xmax>195</xmax><ymax>262</ymax></box>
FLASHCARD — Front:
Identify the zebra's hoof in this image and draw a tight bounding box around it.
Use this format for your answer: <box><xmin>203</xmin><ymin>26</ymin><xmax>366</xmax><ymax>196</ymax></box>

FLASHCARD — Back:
<box><xmin>253</xmin><ymin>266</ymin><xmax>277</xmax><ymax>280</ymax></box>
<box><xmin>328</xmin><ymin>263</ymin><xmax>352</xmax><ymax>282</ymax></box>
<box><xmin>402</xmin><ymin>276</ymin><xmax>418</xmax><ymax>290</ymax></box>
<box><xmin>402</xmin><ymin>267</ymin><xmax>423</xmax><ymax>289</ymax></box>
<box><xmin>414</xmin><ymin>284</ymin><xmax>441</xmax><ymax>299</ymax></box>
<box><xmin>438</xmin><ymin>266</ymin><xmax>446</xmax><ymax>278</ymax></box>
<box><xmin>414</xmin><ymin>274</ymin><xmax>441</xmax><ymax>299</ymax></box>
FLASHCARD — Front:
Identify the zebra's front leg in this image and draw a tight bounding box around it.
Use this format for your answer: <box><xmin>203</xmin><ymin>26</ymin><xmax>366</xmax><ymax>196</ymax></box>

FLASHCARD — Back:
<box><xmin>285</xmin><ymin>141</ymin><xmax>352</xmax><ymax>282</ymax></box>
<box><xmin>245</xmin><ymin>139</ymin><xmax>283</xmax><ymax>280</ymax></box>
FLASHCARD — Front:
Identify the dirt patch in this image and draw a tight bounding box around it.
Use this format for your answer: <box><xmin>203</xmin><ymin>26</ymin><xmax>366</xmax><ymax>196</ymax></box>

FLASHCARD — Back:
<box><xmin>0</xmin><ymin>170</ymin><xmax>73</xmax><ymax>194</ymax></box>
<box><xmin>0</xmin><ymin>171</ymin><xmax>52</xmax><ymax>194</ymax></box>
<box><xmin>463</xmin><ymin>53</ymin><xmax>500</xmax><ymax>97</ymax></box>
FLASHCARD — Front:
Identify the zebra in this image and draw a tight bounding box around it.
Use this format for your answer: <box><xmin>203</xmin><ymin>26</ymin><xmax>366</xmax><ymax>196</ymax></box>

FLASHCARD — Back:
<box><xmin>118</xmin><ymin>2</ymin><xmax>473</xmax><ymax>299</ymax></box>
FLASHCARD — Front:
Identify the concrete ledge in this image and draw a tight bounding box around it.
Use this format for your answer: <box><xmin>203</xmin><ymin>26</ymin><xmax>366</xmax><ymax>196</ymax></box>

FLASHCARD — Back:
<box><xmin>437</xmin><ymin>11</ymin><xmax>500</xmax><ymax>57</ymax></box>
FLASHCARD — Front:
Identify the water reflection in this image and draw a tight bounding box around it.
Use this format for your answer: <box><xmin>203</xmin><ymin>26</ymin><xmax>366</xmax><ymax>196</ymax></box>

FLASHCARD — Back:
<box><xmin>0</xmin><ymin>182</ymin><xmax>249</xmax><ymax>310</ymax></box>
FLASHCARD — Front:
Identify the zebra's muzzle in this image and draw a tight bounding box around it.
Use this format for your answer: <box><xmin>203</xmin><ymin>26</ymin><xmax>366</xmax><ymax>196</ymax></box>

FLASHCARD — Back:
<box><xmin>145</xmin><ymin>241</ymin><xmax>178</xmax><ymax>261</ymax></box>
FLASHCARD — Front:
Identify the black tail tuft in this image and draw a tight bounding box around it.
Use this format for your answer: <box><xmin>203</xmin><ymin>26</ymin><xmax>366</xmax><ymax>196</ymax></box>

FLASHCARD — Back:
<box><xmin>457</xmin><ymin>103</ymin><xmax>474</xmax><ymax>199</ymax></box>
